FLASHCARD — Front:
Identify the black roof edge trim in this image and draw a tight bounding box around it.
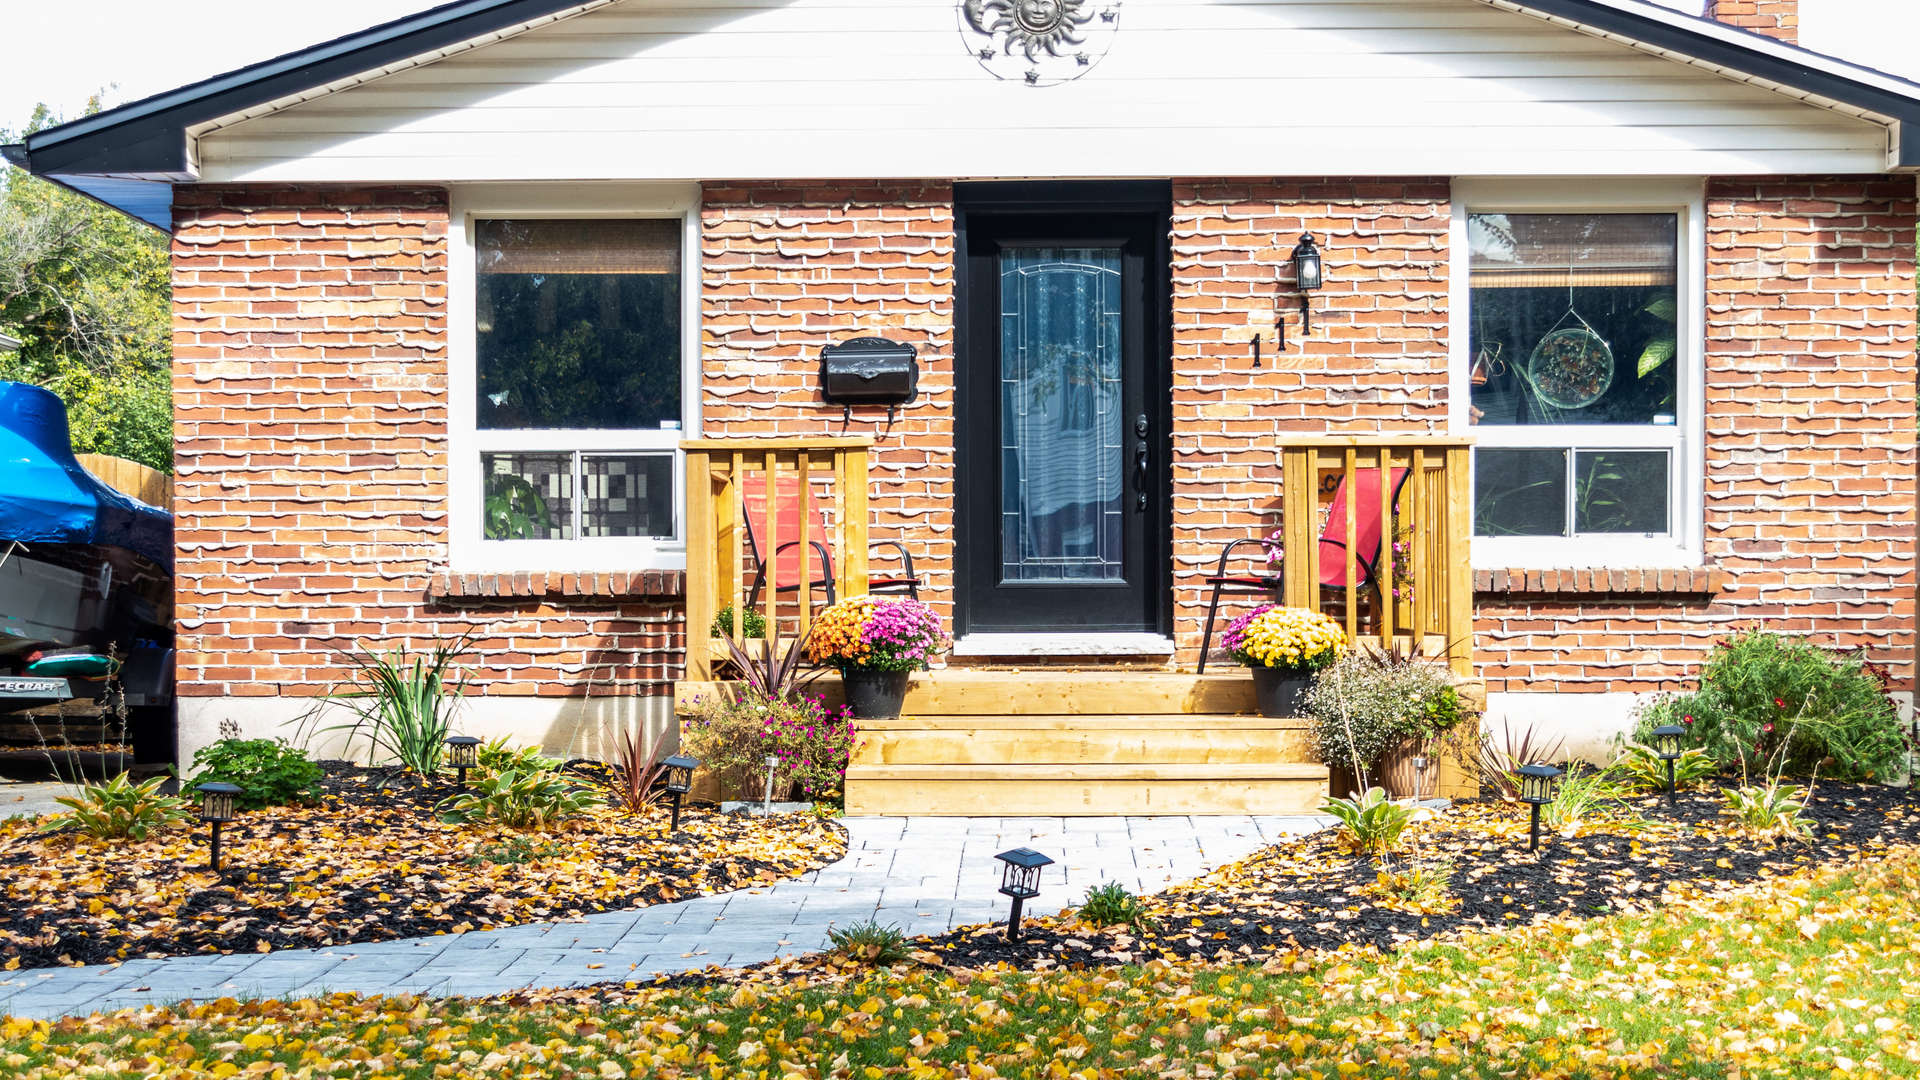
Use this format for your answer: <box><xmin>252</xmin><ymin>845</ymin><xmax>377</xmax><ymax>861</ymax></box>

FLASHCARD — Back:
<box><xmin>1515</xmin><ymin>0</ymin><xmax>1920</xmax><ymax>165</ymax></box>
<box><xmin>22</xmin><ymin>0</ymin><xmax>592</xmax><ymax>177</ymax></box>
<box><xmin>1</xmin><ymin>144</ymin><xmax>26</xmax><ymax>168</ymax></box>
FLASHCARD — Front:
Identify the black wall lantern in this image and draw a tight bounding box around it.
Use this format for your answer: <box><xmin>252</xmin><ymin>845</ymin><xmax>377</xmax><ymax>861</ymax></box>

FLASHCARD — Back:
<box><xmin>663</xmin><ymin>754</ymin><xmax>699</xmax><ymax>832</ymax></box>
<box><xmin>1517</xmin><ymin>763</ymin><xmax>1563</xmax><ymax>852</ymax></box>
<box><xmin>197</xmin><ymin>782</ymin><xmax>242</xmax><ymax>873</ymax></box>
<box><xmin>446</xmin><ymin>735</ymin><xmax>481</xmax><ymax>790</ymax></box>
<box><xmin>1290</xmin><ymin>233</ymin><xmax>1323</xmax><ymax>337</ymax></box>
<box><xmin>1651</xmin><ymin>725</ymin><xmax>1687</xmax><ymax>806</ymax></box>
<box><xmin>995</xmin><ymin>847</ymin><xmax>1053</xmax><ymax>942</ymax></box>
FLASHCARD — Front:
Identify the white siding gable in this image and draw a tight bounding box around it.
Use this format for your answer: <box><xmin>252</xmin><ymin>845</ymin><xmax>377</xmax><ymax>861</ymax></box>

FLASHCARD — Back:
<box><xmin>195</xmin><ymin>0</ymin><xmax>1892</xmax><ymax>183</ymax></box>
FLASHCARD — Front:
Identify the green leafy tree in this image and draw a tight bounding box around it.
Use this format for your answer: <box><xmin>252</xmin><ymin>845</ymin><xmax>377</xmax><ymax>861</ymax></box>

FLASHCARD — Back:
<box><xmin>0</xmin><ymin>101</ymin><xmax>172</xmax><ymax>471</ymax></box>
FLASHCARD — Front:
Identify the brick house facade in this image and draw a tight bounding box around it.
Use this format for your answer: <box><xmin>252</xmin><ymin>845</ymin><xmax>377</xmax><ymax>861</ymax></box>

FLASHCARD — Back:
<box><xmin>12</xmin><ymin>0</ymin><xmax>1919</xmax><ymax>766</ymax></box>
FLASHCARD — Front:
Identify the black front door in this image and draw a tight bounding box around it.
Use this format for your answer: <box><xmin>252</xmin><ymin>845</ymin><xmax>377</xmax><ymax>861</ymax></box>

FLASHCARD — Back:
<box><xmin>956</xmin><ymin>184</ymin><xmax>1171</xmax><ymax>636</ymax></box>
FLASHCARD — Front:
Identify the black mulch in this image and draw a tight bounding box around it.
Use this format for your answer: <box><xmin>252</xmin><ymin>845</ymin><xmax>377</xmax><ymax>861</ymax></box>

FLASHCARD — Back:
<box><xmin>0</xmin><ymin>762</ymin><xmax>846</xmax><ymax>970</ymax></box>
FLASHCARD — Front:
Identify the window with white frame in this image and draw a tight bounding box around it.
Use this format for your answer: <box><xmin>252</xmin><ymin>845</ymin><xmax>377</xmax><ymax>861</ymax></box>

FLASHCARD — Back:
<box><xmin>462</xmin><ymin>214</ymin><xmax>687</xmax><ymax>563</ymax></box>
<box><xmin>1460</xmin><ymin>195</ymin><xmax>1700</xmax><ymax>565</ymax></box>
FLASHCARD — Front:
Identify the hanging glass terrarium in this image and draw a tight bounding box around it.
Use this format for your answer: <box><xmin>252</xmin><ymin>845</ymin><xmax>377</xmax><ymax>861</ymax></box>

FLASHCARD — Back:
<box><xmin>1527</xmin><ymin>312</ymin><xmax>1614</xmax><ymax>411</ymax></box>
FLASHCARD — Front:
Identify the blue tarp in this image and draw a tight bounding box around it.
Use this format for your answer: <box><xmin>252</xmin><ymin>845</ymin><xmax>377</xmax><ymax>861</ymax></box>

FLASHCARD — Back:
<box><xmin>0</xmin><ymin>381</ymin><xmax>172</xmax><ymax>570</ymax></box>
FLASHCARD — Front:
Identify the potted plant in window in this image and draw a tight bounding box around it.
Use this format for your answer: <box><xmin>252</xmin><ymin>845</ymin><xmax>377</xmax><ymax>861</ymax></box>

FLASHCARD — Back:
<box><xmin>1219</xmin><ymin>605</ymin><xmax>1347</xmax><ymax>718</ymax></box>
<box><xmin>805</xmin><ymin>596</ymin><xmax>949</xmax><ymax>719</ymax></box>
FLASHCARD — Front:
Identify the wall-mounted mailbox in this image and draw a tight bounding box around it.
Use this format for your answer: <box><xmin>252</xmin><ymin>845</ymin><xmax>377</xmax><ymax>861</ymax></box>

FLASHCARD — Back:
<box><xmin>820</xmin><ymin>337</ymin><xmax>918</xmax><ymax>423</ymax></box>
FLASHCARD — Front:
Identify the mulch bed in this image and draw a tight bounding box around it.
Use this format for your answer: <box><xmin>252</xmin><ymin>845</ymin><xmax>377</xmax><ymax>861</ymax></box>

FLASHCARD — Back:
<box><xmin>0</xmin><ymin>762</ymin><xmax>846</xmax><ymax>970</ymax></box>
<box><xmin>915</xmin><ymin>780</ymin><xmax>1915</xmax><ymax>970</ymax></box>
<box><xmin>632</xmin><ymin>779</ymin><xmax>1917</xmax><ymax>993</ymax></box>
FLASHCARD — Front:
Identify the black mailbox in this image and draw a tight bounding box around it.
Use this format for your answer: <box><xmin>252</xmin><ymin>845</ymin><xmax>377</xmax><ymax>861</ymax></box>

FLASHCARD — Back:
<box><xmin>820</xmin><ymin>337</ymin><xmax>918</xmax><ymax>422</ymax></box>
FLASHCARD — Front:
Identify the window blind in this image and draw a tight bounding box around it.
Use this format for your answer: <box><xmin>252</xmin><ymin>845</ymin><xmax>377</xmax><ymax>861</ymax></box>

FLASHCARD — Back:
<box><xmin>1468</xmin><ymin>212</ymin><xmax>1676</xmax><ymax>289</ymax></box>
<box><xmin>477</xmin><ymin>218</ymin><xmax>681</xmax><ymax>275</ymax></box>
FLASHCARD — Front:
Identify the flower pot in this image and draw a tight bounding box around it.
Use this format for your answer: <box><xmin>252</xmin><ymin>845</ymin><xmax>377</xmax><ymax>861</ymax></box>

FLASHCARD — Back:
<box><xmin>841</xmin><ymin>668</ymin><xmax>911</xmax><ymax>719</ymax></box>
<box><xmin>1375</xmin><ymin>737</ymin><xmax>1430</xmax><ymax>800</ymax></box>
<box><xmin>1249</xmin><ymin>667</ymin><xmax>1310</xmax><ymax>718</ymax></box>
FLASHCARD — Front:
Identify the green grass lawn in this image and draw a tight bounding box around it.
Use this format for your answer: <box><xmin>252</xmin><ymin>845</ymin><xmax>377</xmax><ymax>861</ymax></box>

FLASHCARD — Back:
<box><xmin>7</xmin><ymin>846</ymin><xmax>1920</xmax><ymax>1079</ymax></box>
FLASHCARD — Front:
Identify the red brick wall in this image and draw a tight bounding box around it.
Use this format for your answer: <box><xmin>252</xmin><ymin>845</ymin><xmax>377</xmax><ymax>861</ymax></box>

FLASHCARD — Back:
<box><xmin>1169</xmin><ymin>179</ymin><xmax>1452</xmax><ymax>664</ymax></box>
<box><xmin>1704</xmin><ymin>0</ymin><xmax>1799</xmax><ymax>43</ymax></box>
<box><xmin>171</xmin><ymin>185</ymin><xmax>682</xmax><ymax>703</ymax></box>
<box><xmin>1474</xmin><ymin>176</ymin><xmax>1918</xmax><ymax>692</ymax></box>
<box><xmin>698</xmin><ymin>182</ymin><xmax>957</xmax><ymax>629</ymax></box>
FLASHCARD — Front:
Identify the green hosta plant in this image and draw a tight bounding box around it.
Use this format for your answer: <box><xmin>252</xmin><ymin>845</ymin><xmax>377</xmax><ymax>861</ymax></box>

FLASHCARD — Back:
<box><xmin>303</xmin><ymin>632</ymin><xmax>473</xmax><ymax>775</ymax></box>
<box><xmin>1616</xmin><ymin>743</ymin><xmax>1718</xmax><ymax>795</ymax></box>
<box><xmin>188</xmin><ymin>738</ymin><xmax>322</xmax><ymax>810</ymax></box>
<box><xmin>1077</xmin><ymin>881</ymin><xmax>1157</xmax><ymax>933</ymax></box>
<box><xmin>826</xmin><ymin>920</ymin><xmax>911</xmax><ymax>966</ymax></box>
<box><xmin>37</xmin><ymin>774</ymin><xmax>194</xmax><ymax>840</ymax></box>
<box><xmin>1320</xmin><ymin>787</ymin><xmax>1414</xmax><ymax>855</ymax></box>
<box><xmin>437</xmin><ymin>767</ymin><xmax>601</xmax><ymax>831</ymax></box>
<box><xmin>1722</xmin><ymin>782</ymin><xmax>1813</xmax><ymax>840</ymax></box>
<box><xmin>477</xmin><ymin>737</ymin><xmax>558</xmax><ymax>776</ymax></box>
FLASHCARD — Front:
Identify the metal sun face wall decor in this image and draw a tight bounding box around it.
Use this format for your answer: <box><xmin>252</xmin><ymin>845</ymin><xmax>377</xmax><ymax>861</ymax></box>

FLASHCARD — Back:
<box><xmin>958</xmin><ymin>0</ymin><xmax>1122</xmax><ymax>86</ymax></box>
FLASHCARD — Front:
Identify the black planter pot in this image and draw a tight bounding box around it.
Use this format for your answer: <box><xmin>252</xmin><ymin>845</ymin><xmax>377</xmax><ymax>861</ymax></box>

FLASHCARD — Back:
<box><xmin>841</xmin><ymin>668</ymin><xmax>911</xmax><ymax>719</ymax></box>
<box><xmin>1249</xmin><ymin>667</ymin><xmax>1310</xmax><ymax>718</ymax></box>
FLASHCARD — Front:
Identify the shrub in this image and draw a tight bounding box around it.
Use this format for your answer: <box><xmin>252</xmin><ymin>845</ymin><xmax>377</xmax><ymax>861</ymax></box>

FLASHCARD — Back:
<box><xmin>477</xmin><ymin>737</ymin><xmax>558</xmax><ymax>776</ymax></box>
<box><xmin>1305</xmin><ymin>647</ymin><xmax>1468</xmax><ymax>775</ymax></box>
<box><xmin>1615</xmin><ymin>743</ymin><xmax>1718</xmax><ymax>795</ymax></box>
<box><xmin>1367</xmin><ymin>861</ymin><xmax>1457</xmax><ymax>914</ymax></box>
<box><xmin>606</xmin><ymin>728</ymin><xmax>670</xmax><ymax>816</ymax></box>
<box><xmin>303</xmin><ymin>632</ymin><xmax>473</xmax><ymax>775</ymax></box>
<box><xmin>681</xmin><ymin>690</ymin><xmax>858</xmax><ymax>807</ymax></box>
<box><xmin>38</xmin><ymin>774</ymin><xmax>194</xmax><ymax>840</ymax></box>
<box><xmin>1635</xmin><ymin>631</ymin><xmax>1903</xmax><ymax>781</ymax></box>
<box><xmin>1319</xmin><ymin>787</ymin><xmax>1414</xmax><ymax>854</ymax></box>
<box><xmin>1477</xmin><ymin>721</ymin><xmax>1566</xmax><ymax>802</ymax></box>
<box><xmin>826</xmin><ymin>920</ymin><xmax>910</xmax><ymax>966</ymax></box>
<box><xmin>805</xmin><ymin>596</ymin><xmax>948</xmax><ymax>672</ymax></box>
<box><xmin>188</xmin><ymin>738</ymin><xmax>322</xmax><ymax>810</ymax></box>
<box><xmin>710</xmin><ymin>604</ymin><xmax>768</xmax><ymax>639</ymax></box>
<box><xmin>721</xmin><ymin>629</ymin><xmax>824</xmax><ymax>701</ymax></box>
<box><xmin>1721</xmin><ymin>782</ymin><xmax>1812</xmax><ymax>840</ymax></box>
<box><xmin>1544</xmin><ymin>763</ymin><xmax>1632</xmax><ymax>831</ymax></box>
<box><xmin>1077</xmin><ymin>882</ymin><xmax>1156</xmax><ymax>932</ymax></box>
<box><xmin>1219</xmin><ymin>605</ymin><xmax>1346</xmax><ymax>673</ymax></box>
<box><xmin>437</xmin><ymin>767</ymin><xmax>600</xmax><ymax>830</ymax></box>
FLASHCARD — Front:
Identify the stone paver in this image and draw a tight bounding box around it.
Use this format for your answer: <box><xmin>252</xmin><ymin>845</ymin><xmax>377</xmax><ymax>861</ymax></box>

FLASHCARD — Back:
<box><xmin>0</xmin><ymin>813</ymin><xmax>1327</xmax><ymax>1020</ymax></box>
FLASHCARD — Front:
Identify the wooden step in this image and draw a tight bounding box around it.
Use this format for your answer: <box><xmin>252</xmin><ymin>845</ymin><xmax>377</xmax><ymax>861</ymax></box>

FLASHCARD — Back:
<box><xmin>843</xmin><ymin>763</ymin><xmax>1329</xmax><ymax>816</ymax></box>
<box><xmin>678</xmin><ymin>670</ymin><xmax>1259</xmax><ymax>716</ymax></box>
<box><xmin>854</xmin><ymin>715</ymin><xmax>1314</xmax><ymax>767</ymax></box>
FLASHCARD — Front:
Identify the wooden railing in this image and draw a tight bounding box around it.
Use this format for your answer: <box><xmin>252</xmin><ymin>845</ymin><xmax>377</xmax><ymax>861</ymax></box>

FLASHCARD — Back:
<box><xmin>1278</xmin><ymin>435</ymin><xmax>1474</xmax><ymax>675</ymax></box>
<box><xmin>682</xmin><ymin>437</ymin><xmax>873</xmax><ymax>681</ymax></box>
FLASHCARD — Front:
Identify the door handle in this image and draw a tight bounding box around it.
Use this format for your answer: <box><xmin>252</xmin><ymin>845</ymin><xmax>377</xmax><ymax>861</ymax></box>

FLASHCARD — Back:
<box><xmin>1133</xmin><ymin>413</ymin><xmax>1150</xmax><ymax>510</ymax></box>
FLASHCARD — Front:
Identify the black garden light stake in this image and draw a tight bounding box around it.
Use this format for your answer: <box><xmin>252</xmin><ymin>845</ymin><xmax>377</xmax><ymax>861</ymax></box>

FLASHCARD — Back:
<box><xmin>663</xmin><ymin>754</ymin><xmax>698</xmax><ymax>832</ymax></box>
<box><xmin>995</xmin><ymin>847</ymin><xmax>1053</xmax><ymax>942</ymax></box>
<box><xmin>1290</xmin><ymin>233</ymin><xmax>1323</xmax><ymax>338</ymax></box>
<box><xmin>196</xmin><ymin>782</ymin><xmax>241</xmax><ymax>873</ymax></box>
<box><xmin>1516</xmin><ymin>763</ymin><xmax>1563</xmax><ymax>853</ymax></box>
<box><xmin>446</xmin><ymin>735</ymin><xmax>482</xmax><ymax>790</ymax></box>
<box><xmin>1651</xmin><ymin>724</ymin><xmax>1687</xmax><ymax>806</ymax></box>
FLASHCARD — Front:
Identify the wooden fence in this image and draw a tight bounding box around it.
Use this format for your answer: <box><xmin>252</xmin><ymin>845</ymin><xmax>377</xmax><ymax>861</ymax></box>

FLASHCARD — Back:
<box><xmin>1278</xmin><ymin>435</ymin><xmax>1474</xmax><ymax>675</ymax></box>
<box><xmin>75</xmin><ymin>453</ymin><xmax>171</xmax><ymax>510</ymax></box>
<box><xmin>682</xmin><ymin>437</ymin><xmax>873</xmax><ymax>681</ymax></box>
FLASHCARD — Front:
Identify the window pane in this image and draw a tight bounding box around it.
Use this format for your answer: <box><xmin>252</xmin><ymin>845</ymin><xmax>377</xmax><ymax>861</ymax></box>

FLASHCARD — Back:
<box><xmin>1574</xmin><ymin>451</ymin><xmax>1669</xmax><ymax>534</ymax></box>
<box><xmin>1467</xmin><ymin>213</ymin><xmax>1678</xmax><ymax>427</ymax></box>
<box><xmin>1474</xmin><ymin>448</ymin><xmax>1568</xmax><ymax>537</ymax></box>
<box><xmin>582</xmin><ymin>454</ymin><xmax>674</xmax><ymax>539</ymax></box>
<box><xmin>476</xmin><ymin>219</ymin><xmax>681</xmax><ymax>431</ymax></box>
<box><xmin>482</xmin><ymin>453</ymin><xmax>574</xmax><ymax>540</ymax></box>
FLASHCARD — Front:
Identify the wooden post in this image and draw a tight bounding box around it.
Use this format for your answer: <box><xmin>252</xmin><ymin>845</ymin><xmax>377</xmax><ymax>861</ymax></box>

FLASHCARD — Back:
<box><xmin>1377</xmin><ymin>447</ymin><xmax>1396</xmax><ymax>646</ymax></box>
<box><xmin>1281</xmin><ymin>447</ymin><xmax>1310</xmax><ymax>610</ymax></box>
<box><xmin>760</xmin><ymin>451</ymin><xmax>778</xmax><ymax>652</ymax></box>
<box><xmin>684</xmin><ymin>448</ymin><xmax>716</xmax><ymax>681</ymax></box>
<box><xmin>1409</xmin><ymin>448</ymin><xmax>1428</xmax><ymax>645</ymax></box>
<box><xmin>796</xmin><ymin>452</ymin><xmax>814</xmax><ymax>637</ymax></box>
<box><xmin>1342</xmin><ymin>447</ymin><xmax>1357</xmax><ymax>644</ymax></box>
<box><xmin>1444</xmin><ymin>446</ymin><xmax>1473</xmax><ymax>677</ymax></box>
<box><xmin>843</xmin><ymin>447</ymin><xmax>870</xmax><ymax>599</ymax></box>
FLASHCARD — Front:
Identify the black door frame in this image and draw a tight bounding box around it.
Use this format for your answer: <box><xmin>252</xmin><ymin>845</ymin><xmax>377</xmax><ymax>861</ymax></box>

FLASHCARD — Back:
<box><xmin>952</xmin><ymin>180</ymin><xmax>1174</xmax><ymax>639</ymax></box>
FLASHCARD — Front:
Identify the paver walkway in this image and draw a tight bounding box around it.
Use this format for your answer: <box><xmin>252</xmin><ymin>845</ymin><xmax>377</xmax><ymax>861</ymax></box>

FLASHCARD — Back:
<box><xmin>0</xmin><ymin>813</ymin><xmax>1326</xmax><ymax>1020</ymax></box>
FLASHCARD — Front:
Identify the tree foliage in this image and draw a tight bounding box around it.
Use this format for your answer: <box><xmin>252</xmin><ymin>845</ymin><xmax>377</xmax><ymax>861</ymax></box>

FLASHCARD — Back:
<box><xmin>0</xmin><ymin>102</ymin><xmax>172</xmax><ymax>471</ymax></box>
